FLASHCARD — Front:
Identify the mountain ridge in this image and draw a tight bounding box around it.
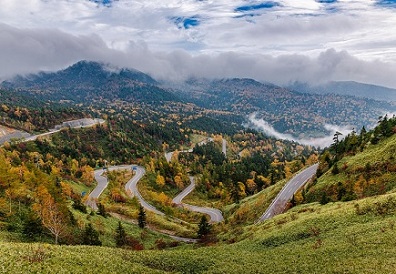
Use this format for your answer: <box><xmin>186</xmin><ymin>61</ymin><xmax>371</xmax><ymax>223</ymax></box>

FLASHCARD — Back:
<box><xmin>3</xmin><ymin>60</ymin><xmax>396</xmax><ymax>138</ymax></box>
<box><xmin>288</xmin><ymin>80</ymin><xmax>396</xmax><ymax>102</ymax></box>
<box><xmin>1</xmin><ymin>60</ymin><xmax>174</xmax><ymax>104</ymax></box>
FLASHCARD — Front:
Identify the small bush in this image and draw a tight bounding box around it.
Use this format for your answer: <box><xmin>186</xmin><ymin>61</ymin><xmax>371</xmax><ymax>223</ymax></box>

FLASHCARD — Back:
<box><xmin>155</xmin><ymin>238</ymin><xmax>167</xmax><ymax>249</ymax></box>
<box><xmin>125</xmin><ymin>236</ymin><xmax>144</xmax><ymax>251</ymax></box>
<box><xmin>24</xmin><ymin>244</ymin><xmax>47</xmax><ymax>263</ymax></box>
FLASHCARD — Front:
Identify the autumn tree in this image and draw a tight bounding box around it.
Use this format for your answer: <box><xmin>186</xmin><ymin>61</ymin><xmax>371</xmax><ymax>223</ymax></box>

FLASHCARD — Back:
<box><xmin>174</xmin><ymin>174</ymin><xmax>184</xmax><ymax>189</ymax></box>
<box><xmin>80</xmin><ymin>165</ymin><xmax>94</xmax><ymax>186</ymax></box>
<box><xmin>33</xmin><ymin>185</ymin><xmax>66</xmax><ymax>244</ymax></box>
<box><xmin>245</xmin><ymin>178</ymin><xmax>257</xmax><ymax>195</ymax></box>
<box><xmin>156</xmin><ymin>174</ymin><xmax>165</xmax><ymax>187</ymax></box>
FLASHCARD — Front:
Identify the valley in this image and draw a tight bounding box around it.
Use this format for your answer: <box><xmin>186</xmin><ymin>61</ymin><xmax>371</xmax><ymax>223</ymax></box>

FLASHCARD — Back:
<box><xmin>0</xmin><ymin>61</ymin><xmax>396</xmax><ymax>273</ymax></box>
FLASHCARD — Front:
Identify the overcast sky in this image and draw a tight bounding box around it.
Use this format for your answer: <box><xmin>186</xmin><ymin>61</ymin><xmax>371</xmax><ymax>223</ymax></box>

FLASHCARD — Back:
<box><xmin>1</xmin><ymin>0</ymin><xmax>396</xmax><ymax>87</ymax></box>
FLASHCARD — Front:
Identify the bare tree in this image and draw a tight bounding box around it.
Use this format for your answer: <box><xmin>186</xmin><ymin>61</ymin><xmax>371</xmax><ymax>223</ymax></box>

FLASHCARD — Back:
<box><xmin>33</xmin><ymin>186</ymin><xmax>66</xmax><ymax>244</ymax></box>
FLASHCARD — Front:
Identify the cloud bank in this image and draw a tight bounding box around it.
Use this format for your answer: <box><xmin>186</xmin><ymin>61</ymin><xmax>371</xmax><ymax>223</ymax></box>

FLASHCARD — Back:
<box><xmin>1</xmin><ymin>0</ymin><xmax>396</xmax><ymax>87</ymax></box>
<box><xmin>248</xmin><ymin>113</ymin><xmax>352</xmax><ymax>148</ymax></box>
<box><xmin>1</xmin><ymin>23</ymin><xmax>396</xmax><ymax>89</ymax></box>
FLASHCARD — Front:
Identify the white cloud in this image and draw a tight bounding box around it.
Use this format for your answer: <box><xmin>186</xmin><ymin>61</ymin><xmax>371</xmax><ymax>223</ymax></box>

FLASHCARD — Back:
<box><xmin>247</xmin><ymin>113</ymin><xmax>353</xmax><ymax>148</ymax></box>
<box><xmin>1</xmin><ymin>0</ymin><xmax>396</xmax><ymax>87</ymax></box>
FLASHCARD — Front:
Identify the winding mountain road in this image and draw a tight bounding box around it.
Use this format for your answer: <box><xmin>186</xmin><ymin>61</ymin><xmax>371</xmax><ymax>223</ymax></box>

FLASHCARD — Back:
<box><xmin>125</xmin><ymin>166</ymin><xmax>165</xmax><ymax>216</ymax></box>
<box><xmin>172</xmin><ymin>176</ymin><xmax>224</xmax><ymax>223</ymax></box>
<box><xmin>164</xmin><ymin>137</ymin><xmax>215</xmax><ymax>163</ymax></box>
<box><xmin>25</xmin><ymin>118</ymin><xmax>105</xmax><ymax>142</ymax></box>
<box><xmin>86</xmin><ymin>165</ymin><xmax>133</xmax><ymax>210</ymax></box>
<box><xmin>258</xmin><ymin>163</ymin><xmax>319</xmax><ymax>222</ymax></box>
<box><xmin>20</xmin><ymin>120</ymin><xmax>316</xmax><ymax>228</ymax></box>
<box><xmin>86</xmin><ymin>165</ymin><xmax>164</xmax><ymax>215</ymax></box>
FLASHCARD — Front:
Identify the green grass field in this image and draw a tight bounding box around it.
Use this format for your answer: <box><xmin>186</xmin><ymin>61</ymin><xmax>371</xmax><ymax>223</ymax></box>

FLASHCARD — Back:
<box><xmin>2</xmin><ymin>192</ymin><xmax>396</xmax><ymax>273</ymax></box>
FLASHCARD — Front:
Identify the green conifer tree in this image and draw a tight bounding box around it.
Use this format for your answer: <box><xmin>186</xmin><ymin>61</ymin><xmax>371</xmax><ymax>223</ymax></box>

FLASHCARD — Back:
<box><xmin>115</xmin><ymin>221</ymin><xmax>127</xmax><ymax>247</ymax></box>
<box><xmin>83</xmin><ymin>223</ymin><xmax>102</xmax><ymax>246</ymax></box>
<box><xmin>138</xmin><ymin>206</ymin><xmax>146</xmax><ymax>229</ymax></box>
<box><xmin>197</xmin><ymin>215</ymin><xmax>211</xmax><ymax>239</ymax></box>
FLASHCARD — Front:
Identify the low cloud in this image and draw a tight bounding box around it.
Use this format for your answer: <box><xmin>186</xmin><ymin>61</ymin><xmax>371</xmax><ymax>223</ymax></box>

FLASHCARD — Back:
<box><xmin>1</xmin><ymin>23</ymin><xmax>396</xmax><ymax>89</ymax></box>
<box><xmin>247</xmin><ymin>113</ymin><xmax>352</xmax><ymax>148</ymax></box>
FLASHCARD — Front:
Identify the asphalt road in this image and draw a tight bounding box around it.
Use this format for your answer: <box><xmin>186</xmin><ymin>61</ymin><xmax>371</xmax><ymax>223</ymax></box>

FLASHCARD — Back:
<box><xmin>164</xmin><ymin>137</ymin><xmax>214</xmax><ymax>163</ymax></box>
<box><xmin>172</xmin><ymin>176</ymin><xmax>224</xmax><ymax>223</ymax></box>
<box><xmin>86</xmin><ymin>165</ymin><xmax>133</xmax><ymax>210</ymax></box>
<box><xmin>125</xmin><ymin>166</ymin><xmax>165</xmax><ymax>216</ymax></box>
<box><xmin>21</xmin><ymin>118</ymin><xmax>105</xmax><ymax>142</ymax></box>
<box><xmin>165</xmin><ymin>148</ymin><xmax>193</xmax><ymax>163</ymax></box>
<box><xmin>86</xmin><ymin>165</ymin><xmax>164</xmax><ymax>216</ymax></box>
<box><xmin>258</xmin><ymin>163</ymin><xmax>319</xmax><ymax>222</ymax></box>
<box><xmin>172</xmin><ymin>176</ymin><xmax>197</xmax><ymax>205</ymax></box>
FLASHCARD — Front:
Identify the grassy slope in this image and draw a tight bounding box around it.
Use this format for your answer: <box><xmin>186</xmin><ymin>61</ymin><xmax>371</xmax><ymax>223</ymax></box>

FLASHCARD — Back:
<box><xmin>314</xmin><ymin>134</ymin><xmax>396</xmax><ymax>192</ymax></box>
<box><xmin>223</xmin><ymin>179</ymin><xmax>287</xmax><ymax>225</ymax></box>
<box><xmin>3</xmin><ymin>193</ymin><xmax>396</xmax><ymax>273</ymax></box>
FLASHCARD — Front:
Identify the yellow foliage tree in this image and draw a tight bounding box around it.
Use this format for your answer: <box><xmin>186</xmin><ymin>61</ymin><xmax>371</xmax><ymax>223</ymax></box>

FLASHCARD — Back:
<box><xmin>246</xmin><ymin>179</ymin><xmax>257</xmax><ymax>194</ymax></box>
<box><xmin>157</xmin><ymin>192</ymin><xmax>171</xmax><ymax>206</ymax></box>
<box><xmin>156</xmin><ymin>174</ymin><xmax>165</xmax><ymax>187</ymax></box>
<box><xmin>33</xmin><ymin>185</ymin><xmax>66</xmax><ymax>244</ymax></box>
<box><xmin>174</xmin><ymin>175</ymin><xmax>184</xmax><ymax>189</ymax></box>
<box><xmin>237</xmin><ymin>182</ymin><xmax>247</xmax><ymax>199</ymax></box>
<box><xmin>80</xmin><ymin>165</ymin><xmax>94</xmax><ymax>186</ymax></box>
<box><xmin>60</xmin><ymin>182</ymin><xmax>73</xmax><ymax>198</ymax></box>
<box><xmin>306</xmin><ymin>154</ymin><xmax>319</xmax><ymax>165</ymax></box>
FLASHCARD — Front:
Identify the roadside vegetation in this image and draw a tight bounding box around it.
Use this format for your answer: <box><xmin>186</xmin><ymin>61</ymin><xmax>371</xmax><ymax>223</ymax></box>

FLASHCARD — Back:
<box><xmin>1</xmin><ymin>193</ymin><xmax>396</xmax><ymax>273</ymax></box>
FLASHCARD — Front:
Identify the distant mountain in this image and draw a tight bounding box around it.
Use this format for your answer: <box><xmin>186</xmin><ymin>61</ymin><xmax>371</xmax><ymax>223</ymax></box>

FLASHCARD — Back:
<box><xmin>3</xmin><ymin>61</ymin><xmax>396</xmax><ymax>139</ymax></box>
<box><xmin>169</xmin><ymin>78</ymin><xmax>396</xmax><ymax>138</ymax></box>
<box><xmin>287</xmin><ymin>81</ymin><xmax>396</xmax><ymax>102</ymax></box>
<box><xmin>1</xmin><ymin>61</ymin><xmax>177</xmax><ymax>104</ymax></box>
<box><xmin>167</xmin><ymin>78</ymin><xmax>288</xmax><ymax>110</ymax></box>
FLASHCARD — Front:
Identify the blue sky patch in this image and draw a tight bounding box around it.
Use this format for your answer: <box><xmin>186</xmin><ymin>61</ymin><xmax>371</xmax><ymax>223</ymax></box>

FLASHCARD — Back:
<box><xmin>235</xmin><ymin>2</ymin><xmax>280</xmax><ymax>12</ymax></box>
<box><xmin>376</xmin><ymin>0</ymin><xmax>396</xmax><ymax>7</ymax></box>
<box><xmin>172</xmin><ymin>16</ymin><xmax>200</xmax><ymax>29</ymax></box>
<box><xmin>90</xmin><ymin>0</ymin><xmax>114</xmax><ymax>6</ymax></box>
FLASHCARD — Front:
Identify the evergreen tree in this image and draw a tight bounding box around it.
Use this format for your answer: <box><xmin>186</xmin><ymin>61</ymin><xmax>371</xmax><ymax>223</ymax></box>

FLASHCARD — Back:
<box><xmin>290</xmin><ymin>194</ymin><xmax>297</xmax><ymax>207</ymax></box>
<box><xmin>320</xmin><ymin>192</ymin><xmax>329</xmax><ymax>205</ymax></box>
<box><xmin>331</xmin><ymin>163</ymin><xmax>339</xmax><ymax>175</ymax></box>
<box><xmin>138</xmin><ymin>206</ymin><xmax>146</xmax><ymax>229</ymax></box>
<box><xmin>115</xmin><ymin>221</ymin><xmax>127</xmax><ymax>247</ymax></box>
<box><xmin>332</xmin><ymin>131</ymin><xmax>343</xmax><ymax>155</ymax></box>
<box><xmin>83</xmin><ymin>223</ymin><xmax>102</xmax><ymax>246</ymax></box>
<box><xmin>22</xmin><ymin>214</ymin><xmax>43</xmax><ymax>241</ymax></box>
<box><xmin>72</xmin><ymin>197</ymin><xmax>87</xmax><ymax>213</ymax></box>
<box><xmin>197</xmin><ymin>215</ymin><xmax>211</xmax><ymax>239</ymax></box>
<box><xmin>97</xmin><ymin>203</ymin><xmax>107</xmax><ymax>218</ymax></box>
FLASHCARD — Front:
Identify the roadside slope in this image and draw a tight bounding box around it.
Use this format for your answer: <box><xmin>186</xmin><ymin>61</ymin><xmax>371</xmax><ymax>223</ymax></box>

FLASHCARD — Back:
<box><xmin>3</xmin><ymin>193</ymin><xmax>396</xmax><ymax>273</ymax></box>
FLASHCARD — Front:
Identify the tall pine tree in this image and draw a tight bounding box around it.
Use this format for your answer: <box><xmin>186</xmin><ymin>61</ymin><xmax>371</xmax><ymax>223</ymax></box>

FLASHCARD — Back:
<box><xmin>115</xmin><ymin>221</ymin><xmax>127</xmax><ymax>247</ymax></box>
<box><xmin>138</xmin><ymin>206</ymin><xmax>146</xmax><ymax>229</ymax></box>
<box><xmin>83</xmin><ymin>223</ymin><xmax>102</xmax><ymax>246</ymax></box>
<box><xmin>197</xmin><ymin>215</ymin><xmax>211</xmax><ymax>239</ymax></box>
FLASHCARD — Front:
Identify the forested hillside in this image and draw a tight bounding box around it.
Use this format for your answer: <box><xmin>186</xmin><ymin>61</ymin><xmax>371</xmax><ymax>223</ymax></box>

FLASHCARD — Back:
<box><xmin>303</xmin><ymin>115</ymin><xmax>396</xmax><ymax>204</ymax></box>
